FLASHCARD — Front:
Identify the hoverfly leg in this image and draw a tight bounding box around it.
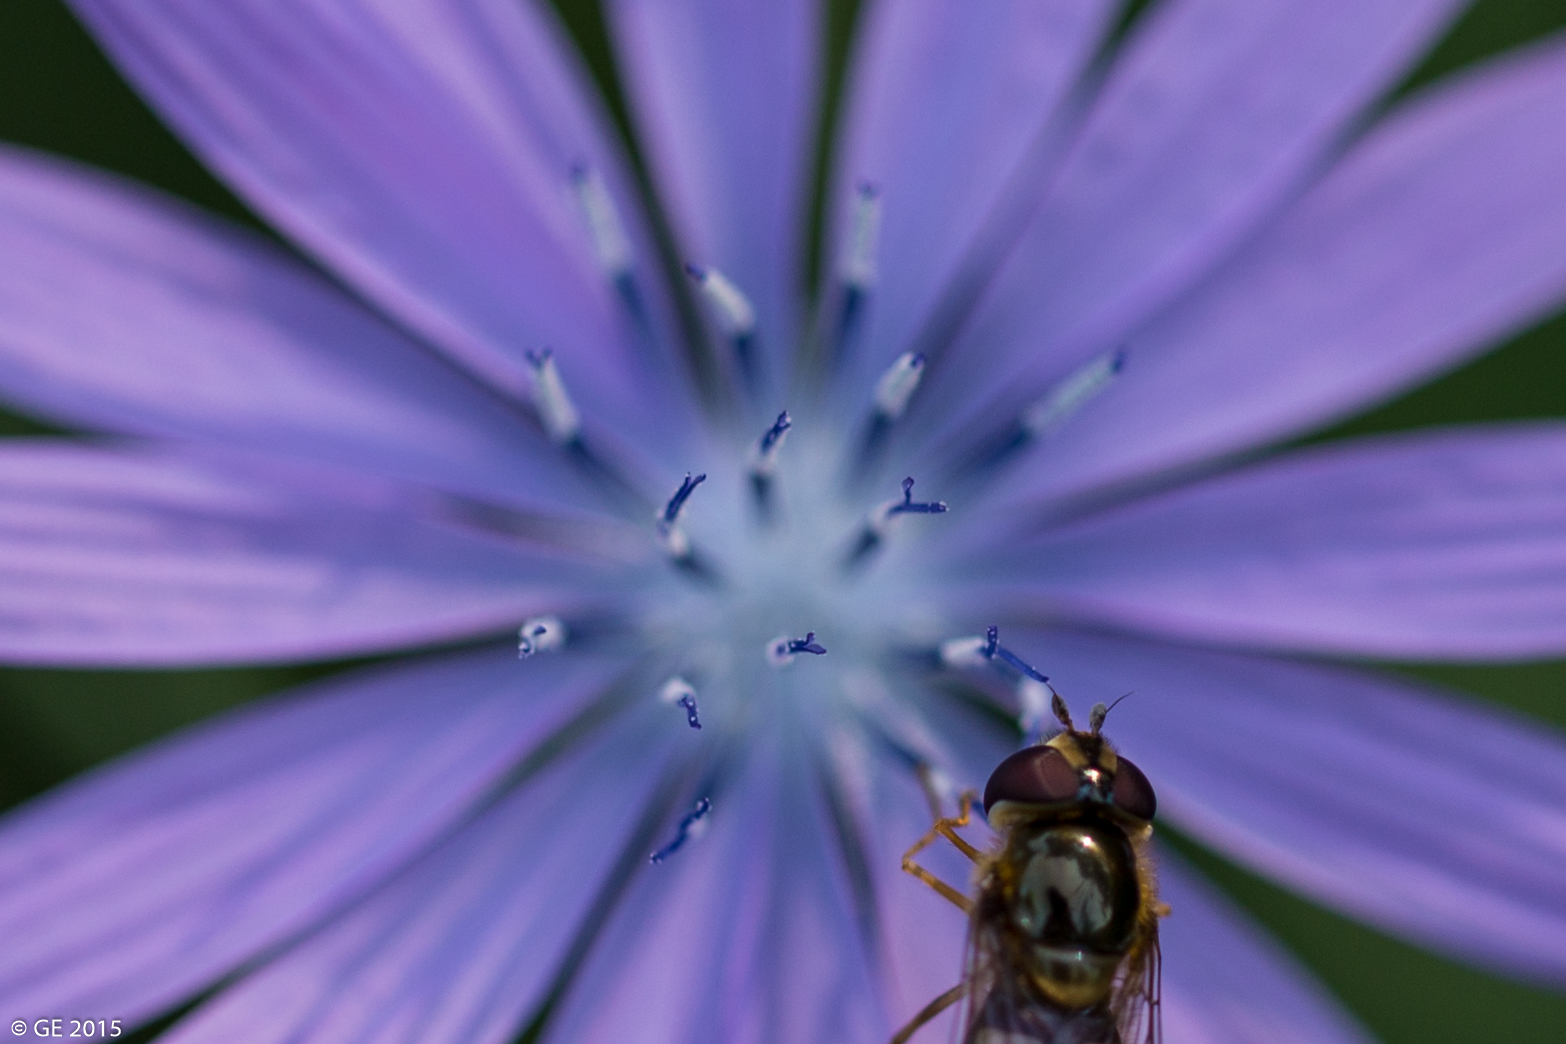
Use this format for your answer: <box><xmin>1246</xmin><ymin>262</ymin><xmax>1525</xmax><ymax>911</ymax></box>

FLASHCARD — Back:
<box><xmin>935</xmin><ymin>789</ymin><xmax>983</xmax><ymax>863</ymax></box>
<box><xmin>900</xmin><ymin>789</ymin><xmax>981</xmax><ymax>913</ymax></box>
<box><xmin>888</xmin><ymin>982</ymin><xmax>966</xmax><ymax>1044</ymax></box>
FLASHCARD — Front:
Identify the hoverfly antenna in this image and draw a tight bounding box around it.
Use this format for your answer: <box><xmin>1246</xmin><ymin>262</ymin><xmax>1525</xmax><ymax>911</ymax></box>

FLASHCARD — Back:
<box><xmin>1090</xmin><ymin>692</ymin><xmax>1135</xmax><ymax>735</ymax></box>
<box><xmin>1051</xmin><ymin>692</ymin><xmax>1074</xmax><ymax>732</ymax></box>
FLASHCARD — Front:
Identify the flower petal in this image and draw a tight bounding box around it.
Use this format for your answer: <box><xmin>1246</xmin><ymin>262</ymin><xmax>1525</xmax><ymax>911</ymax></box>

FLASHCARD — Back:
<box><xmin>0</xmin><ymin>441</ymin><xmax>602</xmax><ymax>666</ymax></box>
<box><xmin>1158</xmin><ymin>851</ymin><xmax>1375</xmax><ymax>1044</ymax></box>
<box><xmin>0</xmin><ymin>146</ymin><xmax>595</xmax><ymax>512</ymax></box>
<box><xmin>827</xmin><ymin>0</ymin><xmax>1118</xmax><ymax>394</ymax></box>
<box><xmin>0</xmin><ymin>646</ymin><xmax>627</xmax><ymax>1022</ymax></box>
<box><xmin>602</xmin><ymin>0</ymin><xmax>819</xmax><ymax>371</ymax></box>
<box><xmin>1019</xmin><ymin>629</ymin><xmax>1566</xmax><ymax>984</ymax></box>
<box><xmin>157</xmin><ymin>698</ymin><xmax>672</xmax><ymax>1044</ymax></box>
<box><xmin>67</xmin><ymin>0</ymin><xmax>686</xmax><ymax>441</ymax></box>
<box><xmin>924</xmin><ymin>0</ymin><xmax>1468</xmax><ymax>429</ymax></box>
<box><xmin>988</xmin><ymin>424</ymin><xmax>1566</xmax><ymax>661</ymax></box>
<box><xmin>1009</xmin><ymin>34</ymin><xmax>1566</xmax><ymax>502</ymax></box>
<box><xmin>544</xmin><ymin>728</ymin><xmax>883</xmax><ymax>1044</ymax></box>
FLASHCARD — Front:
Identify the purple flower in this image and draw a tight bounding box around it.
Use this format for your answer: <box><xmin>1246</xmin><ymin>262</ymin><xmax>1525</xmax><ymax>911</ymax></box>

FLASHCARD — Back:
<box><xmin>2</xmin><ymin>1</ymin><xmax>1566</xmax><ymax>1042</ymax></box>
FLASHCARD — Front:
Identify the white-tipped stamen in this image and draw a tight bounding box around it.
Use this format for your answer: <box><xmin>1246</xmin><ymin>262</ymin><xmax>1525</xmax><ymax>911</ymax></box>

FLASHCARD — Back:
<box><xmin>517</xmin><ymin>615</ymin><xmax>567</xmax><ymax>658</ymax></box>
<box><xmin>982</xmin><ymin>625</ymin><xmax>1050</xmax><ymax>685</ymax></box>
<box><xmin>748</xmin><ymin>412</ymin><xmax>792</xmax><ymax>520</ymax></box>
<box><xmin>657</xmin><ymin>472</ymin><xmax>706</xmax><ymax>559</ymax></box>
<box><xmin>571</xmin><ymin>165</ymin><xmax>633</xmax><ymax>278</ymax></box>
<box><xmin>685</xmin><ymin>263</ymin><xmax>756</xmax><ymax>337</ymax></box>
<box><xmin>1017</xmin><ymin>677</ymin><xmax>1057</xmax><ymax>738</ymax></box>
<box><xmin>923</xmin><ymin>763</ymin><xmax>956</xmax><ymax>807</ymax></box>
<box><xmin>525</xmin><ymin>350</ymin><xmax>581</xmax><ymax>445</ymax></box>
<box><xmin>840</xmin><ymin>182</ymin><xmax>882</xmax><ymax>291</ymax></box>
<box><xmin>872</xmin><ymin>352</ymin><xmax>926</xmax><ymax>421</ymax></box>
<box><xmin>846</xmin><ymin>477</ymin><xmax>948</xmax><ymax>570</ymax></box>
<box><xmin>1022</xmin><ymin>349</ymin><xmax>1126</xmax><ymax>438</ymax></box>
<box><xmin>658</xmin><ymin>675</ymin><xmax>695</xmax><ymax>705</ymax></box>
<box><xmin>659</xmin><ymin>676</ymin><xmax>702</xmax><ymax>729</ymax></box>
<box><xmin>748</xmin><ymin>411</ymin><xmax>792</xmax><ymax>478</ymax></box>
<box><xmin>649</xmin><ymin>796</ymin><xmax>712</xmax><ymax>864</ymax></box>
<box><xmin>767</xmin><ymin>632</ymin><xmax>826</xmax><ymax>668</ymax></box>
<box><xmin>939</xmin><ymin>634</ymin><xmax>990</xmax><ymax>670</ymax></box>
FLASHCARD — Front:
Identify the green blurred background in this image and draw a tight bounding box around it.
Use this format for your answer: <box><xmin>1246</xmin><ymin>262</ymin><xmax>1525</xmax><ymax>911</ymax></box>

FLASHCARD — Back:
<box><xmin>1</xmin><ymin>0</ymin><xmax>1564</xmax><ymax>1040</ymax></box>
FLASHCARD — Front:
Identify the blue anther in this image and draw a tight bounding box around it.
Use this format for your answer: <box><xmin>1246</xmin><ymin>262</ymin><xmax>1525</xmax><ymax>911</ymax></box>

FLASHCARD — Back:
<box><xmin>983</xmin><ymin>625</ymin><xmax>1050</xmax><ymax>685</ymax></box>
<box><xmin>887</xmin><ymin>476</ymin><xmax>947</xmax><ymax>516</ymax></box>
<box><xmin>677</xmin><ymin>694</ymin><xmax>702</xmax><ymax>730</ymax></box>
<box><xmin>787</xmin><ymin>632</ymin><xmax>827</xmax><ymax>656</ymax></box>
<box><xmin>661</xmin><ymin>472</ymin><xmax>706</xmax><ymax>529</ymax></box>
<box><xmin>759</xmin><ymin>411</ymin><xmax>792</xmax><ymax>457</ymax></box>
<box><xmin>650</xmin><ymin>797</ymin><xmax>713</xmax><ymax>864</ymax></box>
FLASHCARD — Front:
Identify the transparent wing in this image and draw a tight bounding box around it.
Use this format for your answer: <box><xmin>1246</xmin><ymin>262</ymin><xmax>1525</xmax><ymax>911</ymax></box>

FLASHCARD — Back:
<box><xmin>1111</xmin><ymin>921</ymin><xmax>1162</xmax><ymax>1044</ymax></box>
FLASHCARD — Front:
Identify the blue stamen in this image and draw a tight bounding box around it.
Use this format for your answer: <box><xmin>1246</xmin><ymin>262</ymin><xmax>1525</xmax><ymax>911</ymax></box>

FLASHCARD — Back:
<box><xmin>655</xmin><ymin>473</ymin><xmax>723</xmax><ymax>585</ymax></box>
<box><xmin>516</xmin><ymin>616</ymin><xmax>566</xmax><ymax>659</ymax></box>
<box><xmin>659</xmin><ymin>677</ymin><xmax>702</xmax><ymax>729</ymax></box>
<box><xmin>685</xmin><ymin>263</ymin><xmax>760</xmax><ymax>395</ymax></box>
<box><xmin>788</xmin><ymin>632</ymin><xmax>827</xmax><ymax>656</ymax></box>
<box><xmin>983</xmin><ymin>625</ymin><xmax>1051</xmax><ymax>685</ymax></box>
<box><xmin>524</xmin><ymin>348</ymin><xmax>581</xmax><ymax>445</ymax></box>
<box><xmin>1022</xmin><ymin>348</ymin><xmax>1126</xmax><ymax>438</ymax></box>
<box><xmin>968</xmin><ymin>349</ymin><xmax>1128</xmax><ymax>474</ymax></box>
<box><xmin>768</xmin><ymin>631</ymin><xmax>827</xmax><ymax>666</ymax></box>
<box><xmin>758</xmin><ymin>411</ymin><xmax>792</xmax><ymax>458</ymax></box>
<box><xmin>650</xmin><ymin>797</ymin><xmax>712</xmax><ymax>864</ymax></box>
<box><xmin>661</xmin><ymin>472</ymin><xmax>705</xmax><ymax>529</ymax></box>
<box><xmin>749</xmin><ymin>411</ymin><xmax>792</xmax><ymax>520</ymax></box>
<box><xmin>851</xmin><ymin>353</ymin><xmax>926</xmax><ymax>479</ymax></box>
<box><xmin>570</xmin><ymin>165</ymin><xmax>632</xmax><ymax>278</ymax></box>
<box><xmin>887</xmin><ymin>476</ymin><xmax>947</xmax><ymax>516</ymax></box>
<box><xmin>678</xmin><ymin>695</ymin><xmax>702</xmax><ymax>729</ymax></box>
<box><xmin>843</xmin><ymin>477</ymin><xmax>949</xmax><ymax>572</ymax></box>
<box><xmin>832</xmin><ymin>182</ymin><xmax>882</xmax><ymax>363</ymax></box>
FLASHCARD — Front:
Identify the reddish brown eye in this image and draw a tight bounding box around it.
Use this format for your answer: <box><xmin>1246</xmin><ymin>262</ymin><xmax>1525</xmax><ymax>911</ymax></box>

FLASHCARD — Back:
<box><xmin>1111</xmin><ymin>755</ymin><xmax>1156</xmax><ymax>821</ymax></box>
<box><xmin>983</xmin><ymin>747</ymin><xmax>1080</xmax><ymax>814</ymax></box>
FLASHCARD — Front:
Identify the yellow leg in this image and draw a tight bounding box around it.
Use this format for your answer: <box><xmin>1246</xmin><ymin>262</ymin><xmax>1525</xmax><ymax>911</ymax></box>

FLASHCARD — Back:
<box><xmin>900</xmin><ymin>790</ymin><xmax>980</xmax><ymax>913</ymax></box>
<box><xmin>888</xmin><ymin>982</ymin><xmax>966</xmax><ymax>1044</ymax></box>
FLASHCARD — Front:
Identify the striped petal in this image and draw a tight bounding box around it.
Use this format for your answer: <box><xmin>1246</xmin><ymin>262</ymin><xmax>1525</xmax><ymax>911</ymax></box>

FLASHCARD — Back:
<box><xmin>1001</xmin><ymin>34</ymin><xmax>1566</xmax><ymax>504</ymax></box>
<box><xmin>826</xmin><ymin>0</ymin><xmax>1117</xmax><ymax>397</ymax></box>
<box><xmin>0</xmin><ymin>442</ymin><xmax>610</xmax><ymax>666</ymax></box>
<box><xmin>160</xmin><ymin>699</ymin><xmax>672</xmax><ymax>1044</ymax></box>
<box><xmin>921</xmin><ymin>0</ymin><xmax>1467</xmax><ymax>433</ymax></box>
<box><xmin>68</xmin><ymin>0</ymin><xmax>687</xmax><ymax>446</ymax></box>
<box><xmin>603</xmin><ymin>0</ymin><xmax>819</xmax><ymax>380</ymax></box>
<box><xmin>0</xmin><ymin>648</ymin><xmax>626</xmax><ymax>1022</ymax></box>
<box><xmin>0</xmin><ymin>146</ymin><xmax>594</xmax><ymax>512</ymax></box>
<box><xmin>545</xmin><ymin>727</ymin><xmax>883</xmax><ymax>1044</ymax></box>
<box><xmin>986</xmin><ymin>424</ymin><xmax>1566</xmax><ymax>661</ymax></box>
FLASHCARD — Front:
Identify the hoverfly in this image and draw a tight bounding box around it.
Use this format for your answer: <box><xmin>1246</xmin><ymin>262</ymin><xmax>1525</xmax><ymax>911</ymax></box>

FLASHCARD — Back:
<box><xmin>893</xmin><ymin>692</ymin><xmax>1165</xmax><ymax>1044</ymax></box>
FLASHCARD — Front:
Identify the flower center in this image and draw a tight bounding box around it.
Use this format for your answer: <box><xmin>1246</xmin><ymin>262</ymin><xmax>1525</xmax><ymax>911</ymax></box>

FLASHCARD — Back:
<box><xmin>632</xmin><ymin>410</ymin><xmax>954</xmax><ymax>735</ymax></box>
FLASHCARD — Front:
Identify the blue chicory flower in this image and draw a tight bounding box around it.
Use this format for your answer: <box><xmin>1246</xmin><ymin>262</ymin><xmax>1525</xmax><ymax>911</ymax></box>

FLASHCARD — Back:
<box><xmin>2</xmin><ymin>1</ymin><xmax>1566</xmax><ymax>1042</ymax></box>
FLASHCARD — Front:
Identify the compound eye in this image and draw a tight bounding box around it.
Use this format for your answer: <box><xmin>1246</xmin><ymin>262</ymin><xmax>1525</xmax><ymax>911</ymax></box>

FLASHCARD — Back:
<box><xmin>1111</xmin><ymin>755</ymin><xmax>1156</xmax><ymax>820</ymax></box>
<box><xmin>983</xmin><ymin>747</ymin><xmax>1080</xmax><ymax>814</ymax></box>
